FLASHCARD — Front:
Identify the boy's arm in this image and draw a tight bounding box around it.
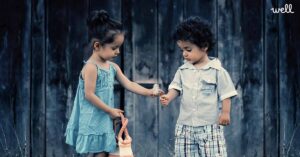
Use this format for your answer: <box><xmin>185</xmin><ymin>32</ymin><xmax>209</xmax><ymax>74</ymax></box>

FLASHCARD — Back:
<box><xmin>219</xmin><ymin>98</ymin><xmax>231</xmax><ymax>125</ymax></box>
<box><xmin>112</xmin><ymin>62</ymin><xmax>158</xmax><ymax>96</ymax></box>
<box><xmin>166</xmin><ymin>89</ymin><xmax>179</xmax><ymax>101</ymax></box>
<box><xmin>221</xmin><ymin>98</ymin><xmax>231</xmax><ymax>114</ymax></box>
<box><xmin>160</xmin><ymin>69</ymin><xmax>182</xmax><ymax>106</ymax></box>
<box><xmin>217</xmin><ymin>68</ymin><xmax>237</xmax><ymax>125</ymax></box>
<box><xmin>160</xmin><ymin>89</ymin><xmax>179</xmax><ymax>106</ymax></box>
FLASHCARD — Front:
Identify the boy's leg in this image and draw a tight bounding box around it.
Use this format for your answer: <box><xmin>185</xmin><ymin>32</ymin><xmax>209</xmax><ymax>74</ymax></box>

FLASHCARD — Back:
<box><xmin>174</xmin><ymin>124</ymin><xmax>200</xmax><ymax>157</ymax></box>
<box><xmin>200</xmin><ymin>125</ymin><xmax>227</xmax><ymax>157</ymax></box>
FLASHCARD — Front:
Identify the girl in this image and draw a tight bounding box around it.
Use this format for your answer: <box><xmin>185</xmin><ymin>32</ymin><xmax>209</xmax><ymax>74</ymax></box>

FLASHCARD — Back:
<box><xmin>65</xmin><ymin>10</ymin><xmax>162</xmax><ymax>157</ymax></box>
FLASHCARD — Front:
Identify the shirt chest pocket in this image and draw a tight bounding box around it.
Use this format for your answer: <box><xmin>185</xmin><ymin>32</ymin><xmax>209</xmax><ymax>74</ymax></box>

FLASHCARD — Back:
<box><xmin>201</xmin><ymin>76</ymin><xmax>217</xmax><ymax>95</ymax></box>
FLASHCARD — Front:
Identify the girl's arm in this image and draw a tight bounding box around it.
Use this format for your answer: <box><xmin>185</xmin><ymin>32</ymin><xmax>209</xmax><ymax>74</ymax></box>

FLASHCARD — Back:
<box><xmin>219</xmin><ymin>98</ymin><xmax>231</xmax><ymax>125</ymax></box>
<box><xmin>112</xmin><ymin>62</ymin><xmax>156</xmax><ymax>96</ymax></box>
<box><xmin>83</xmin><ymin>64</ymin><xmax>123</xmax><ymax>118</ymax></box>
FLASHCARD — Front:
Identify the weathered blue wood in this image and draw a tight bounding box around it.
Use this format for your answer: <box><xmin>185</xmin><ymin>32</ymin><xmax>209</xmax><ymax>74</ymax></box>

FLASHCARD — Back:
<box><xmin>129</xmin><ymin>0</ymin><xmax>159</xmax><ymax>156</ymax></box>
<box><xmin>46</xmin><ymin>0</ymin><xmax>70</xmax><ymax>156</ymax></box>
<box><xmin>17</xmin><ymin>0</ymin><xmax>31</xmax><ymax>156</ymax></box>
<box><xmin>240</xmin><ymin>0</ymin><xmax>264</xmax><ymax>156</ymax></box>
<box><xmin>31</xmin><ymin>0</ymin><xmax>47</xmax><ymax>156</ymax></box>
<box><xmin>264</xmin><ymin>0</ymin><xmax>280</xmax><ymax>157</ymax></box>
<box><xmin>158</xmin><ymin>0</ymin><xmax>183</xmax><ymax>156</ymax></box>
<box><xmin>0</xmin><ymin>0</ymin><xmax>30</xmax><ymax>156</ymax></box>
<box><xmin>278</xmin><ymin>0</ymin><xmax>300</xmax><ymax>156</ymax></box>
<box><xmin>217</xmin><ymin>0</ymin><xmax>244</xmax><ymax>156</ymax></box>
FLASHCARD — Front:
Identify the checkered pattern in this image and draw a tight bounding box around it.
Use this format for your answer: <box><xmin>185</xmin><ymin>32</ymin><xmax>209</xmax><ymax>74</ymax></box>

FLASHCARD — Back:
<box><xmin>174</xmin><ymin>124</ymin><xmax>227</xmax><ymax>157</ymax></box>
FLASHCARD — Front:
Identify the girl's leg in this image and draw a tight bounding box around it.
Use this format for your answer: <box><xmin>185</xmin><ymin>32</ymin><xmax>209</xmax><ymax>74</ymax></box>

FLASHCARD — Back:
<box><xmin>94</xmin><ymin>152</ymin><xmax>107</xmax><ymax>157</ymax></box>
<box><xmin>86</xmin><ymin>153</ymin><xmax>94</xmax><ymax>157</ymax></box>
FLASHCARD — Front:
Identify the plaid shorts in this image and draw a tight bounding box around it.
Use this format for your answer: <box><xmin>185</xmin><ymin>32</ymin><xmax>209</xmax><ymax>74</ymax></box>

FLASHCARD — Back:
<box><xmin>174</xmin><ymin>124</ymin><xmax>227</xmax><ymax>157</ymax></box>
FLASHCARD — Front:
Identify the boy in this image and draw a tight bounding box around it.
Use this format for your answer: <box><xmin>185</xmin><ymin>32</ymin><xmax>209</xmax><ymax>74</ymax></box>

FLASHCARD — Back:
<box><xmin>160</xmin><ymin>17</ymin><xmax>237</xmax><ymax>157</ymax></box>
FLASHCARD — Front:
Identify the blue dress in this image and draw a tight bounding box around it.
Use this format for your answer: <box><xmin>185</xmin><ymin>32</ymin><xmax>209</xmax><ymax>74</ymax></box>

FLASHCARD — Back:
<box><xmin>65</xmin><ymin>61</ymin><xmax>117</xmax><ymax>153</ymax></box>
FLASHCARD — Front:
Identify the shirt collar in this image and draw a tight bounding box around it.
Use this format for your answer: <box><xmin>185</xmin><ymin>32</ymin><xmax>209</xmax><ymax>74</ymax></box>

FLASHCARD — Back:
<box><xmin>179</xmin><ymin>57</ymin><xmax>222</xmax><ymax>70</ymax></box>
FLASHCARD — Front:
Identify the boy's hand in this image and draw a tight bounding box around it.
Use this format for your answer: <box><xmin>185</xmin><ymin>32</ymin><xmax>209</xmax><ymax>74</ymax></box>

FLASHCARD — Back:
<box><xmin>219</xmin><ymin>112</ymin><xmax>230</xmax><ymax>126</ymax></box>
<box><xmin>160</xmin><ymin>95</ymin><xmax>170</xmax><ymax>106</ymax></box>
<box><xmin>108</xmin><ymin>108</ymin><xmax>124</xmax><ymax>119</ymax></box>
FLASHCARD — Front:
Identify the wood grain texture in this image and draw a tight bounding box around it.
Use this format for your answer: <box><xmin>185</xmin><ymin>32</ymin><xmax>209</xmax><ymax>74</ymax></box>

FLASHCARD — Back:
<box><xmin>31</xmin><ymin>0</ymin><xmax>46</xmax><ymax>156</ymax></box>
<box><xmin>264</xmin><ymin>0</ymin><xmax>279</xmax><ymax>157</ymax></box>
<box><xmin>46</xmin><ymin>0</ymin><xmax>70</xmax><ymax>155</ymax></box>
<box><xmin>0</xmin><ymin>0</ymin><xmax>30</xmax><ymax>156</ymax></box>
<box><xmin>239</xmin><ymin>0</ymin><xmax>265</xmax><ymax>156</ymax></box>
<box><xmin>278</xmin><ymin>0</ymin><xmax>300</xmax><ymax>156</ymax></box>
<box><xmin>158</xmin><ymin>0</ymin><xmax>183</xmax><ymax>156</ymax></box>
<box><xmin>130</xmin><ymin>0</ymin><xmax>159</xmax><ymax>156</ymax></box>
<box><xmin>217</xmin><ymin>0</ymin><xmax>244</xmax><ymax>156</ymax></box>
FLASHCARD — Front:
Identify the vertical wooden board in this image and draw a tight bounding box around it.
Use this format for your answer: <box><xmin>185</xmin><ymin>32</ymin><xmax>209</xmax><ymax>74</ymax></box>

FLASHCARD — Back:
<box><xmin>64</xmin><ymin>0</ymin><xmax>89</xmax><ymax>156</ymax></box>
<box><xmin>121</xmin><ymin>0</ymin><xmax>136</xmax><ymax>156</ymax></box>
<box><xmin>17</xmin><ymin>0</ymin><xmax>31</xmax><ymax>156</ymax></box>
<box><xmin>158</xmin><ymin>0</ymin><xmax>183</xmax><ymax>156</ymax></box>
<box><xmin>279</xmin><ymin>0</ymin><xmax>300</xmax><ymax>156</ymax></box>
<box><xmin>264</xmin><ymin>0</ymin><xmax>279</xmax><ymax>157</ymax></box>
<box><xmin>89</xmin><ymin>0</ymin><xmax>123</xmax><ymax>110</ymax></box>
<box><xmin>0</xmin><ymin>0</ymin><xmax>30</xmax><ymax>156</ymax></box>
<box><xmin>31</xmin><ymin>0</ymin><xmax>46</xmax><ymax>156</ymax></box>
<box><xmin>131</xmin><ymin>0</ymin><xmax>158</xmax><ymax>156</ymax></box>
<box><xmin>0</xmin><ymin>31</ymin><xmax>13</xmax><ymax>156</ymax></box>
<box><xmin>184</xmin><ymin>0</ymin><xmax>218</xmax><ymax>57</ymax></box>
<box><xmin>239</xmin><ymin>0</ymin><xmax>264</xmax><ymax>156</ymax></box>
<box><xmin>217</xmin><ymin>0</ymin><xmax>244</xmax><ymax>156</ymax></box>
<box><xmin>46</xmin><ymin>0</ymin><xmax>70</xmax><ymax>156</ymax></box>
<box><xmin>0</xmin><ymin>3</ymin><xmax>12</xmax><ymax>154</ymax></box>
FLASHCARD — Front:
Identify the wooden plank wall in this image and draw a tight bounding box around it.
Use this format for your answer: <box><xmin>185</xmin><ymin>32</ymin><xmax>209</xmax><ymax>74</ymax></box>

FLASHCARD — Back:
<box><xmin>0</xmin><ymin>0</ymin><xmax>299</xmax><ymax>157</ymax></box>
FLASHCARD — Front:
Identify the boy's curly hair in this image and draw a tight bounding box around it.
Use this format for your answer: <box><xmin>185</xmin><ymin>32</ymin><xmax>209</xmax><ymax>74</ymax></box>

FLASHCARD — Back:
<box><xmin>173</xmin><ymin>16</ymin><xmax>215</xmax><ymax>52</ymax></box>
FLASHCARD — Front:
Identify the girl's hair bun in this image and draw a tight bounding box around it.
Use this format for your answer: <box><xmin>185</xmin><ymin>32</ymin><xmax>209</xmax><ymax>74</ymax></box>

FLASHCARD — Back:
<box><xmin>96</xmin><ymin>10</ymin><xmax>109</xmax><ymax>23</ymax></box>
<box><xmin>87</xmin><ymin>10</ymin><xmax>110</xmax><ymax>28</ymax></box>
<box><xmin>87</xmin><ymin>9</ymin><xmax>123</xmax><ymax>45</ymax></box>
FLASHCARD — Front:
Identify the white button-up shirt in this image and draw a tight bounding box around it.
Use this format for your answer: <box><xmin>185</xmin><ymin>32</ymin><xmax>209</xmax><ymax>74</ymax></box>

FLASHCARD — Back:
<box><xmin>169</xmin><ymin>57</ymin><xmax>238</xmax><ymax>126</ymax></box>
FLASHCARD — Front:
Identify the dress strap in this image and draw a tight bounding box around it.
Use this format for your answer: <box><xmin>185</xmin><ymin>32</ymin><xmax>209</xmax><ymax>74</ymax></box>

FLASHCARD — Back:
<box><xmin>84</xmin><ymin>60</ymin><xmax>100</xmax><ymax>70</ymax></box>
<box><xmin>108</xmin><ymin>61</ymin><xmax>117</xmax><ymax>74</ymax></box>
<box><xmin>80</xmin><ymin>60</ymin><xmax>100</xmax><ymax>80</ymax></box>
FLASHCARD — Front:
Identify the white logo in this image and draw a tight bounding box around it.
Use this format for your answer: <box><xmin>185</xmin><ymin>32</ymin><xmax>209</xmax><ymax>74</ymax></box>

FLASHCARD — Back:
<box><xmin>271</xmin><ymin>4</ymin><xmax>294</xmax><ymax>14</ymax></box>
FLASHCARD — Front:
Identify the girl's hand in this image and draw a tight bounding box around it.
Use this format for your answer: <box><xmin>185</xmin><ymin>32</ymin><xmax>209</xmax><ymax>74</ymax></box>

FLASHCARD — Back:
<box><xmin>160</xmin><ymin>95</ymin><xmax>170</xmax><ymax>106</ymax></box>
<box><xmin>108</xmin><ymin>108</ymin><xmax>124</xmax><ymax>119</ymax></box>
<box><xmin>219</xmin><ymin>112</ymin><xmax>230</xmax><ymax>126</ymax></box>
<box><xmin>149</xmin><ymin>84</ymin><xmax>164</xmax><ymax>97</ymax></box>
<box><xmin>150</xmin><ymin>89</ymin><xmax>165</xmax><ymax>97</ymax></box>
